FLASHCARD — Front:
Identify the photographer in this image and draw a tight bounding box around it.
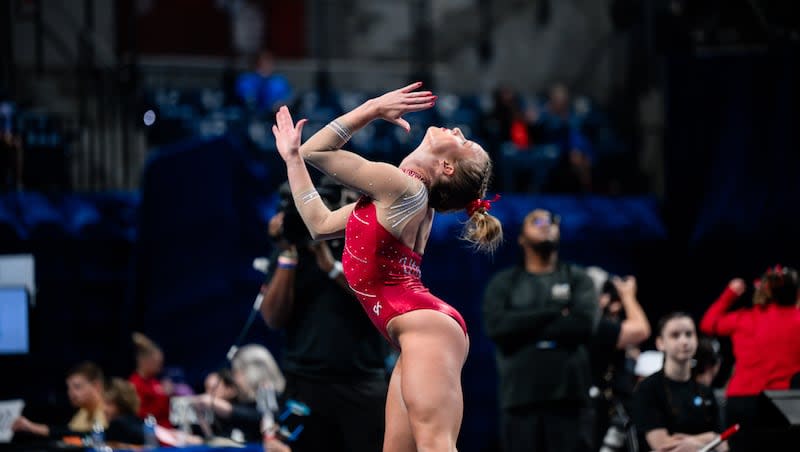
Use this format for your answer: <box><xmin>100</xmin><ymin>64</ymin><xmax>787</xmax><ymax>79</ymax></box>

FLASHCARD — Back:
<box><xmin>586</xmin><ymin>268</ymin><xmax>651</xmax><ymax>452</ymax></box>
<box><xmin>259</xmin><ymin>177</ymin><xmax>389</xmax><ymax>452</ymax></box>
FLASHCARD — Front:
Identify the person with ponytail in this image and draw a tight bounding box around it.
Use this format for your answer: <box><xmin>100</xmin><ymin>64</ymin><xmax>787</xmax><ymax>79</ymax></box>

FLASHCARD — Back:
<box><xmin>700</xmin><ymin>265</ymin><xmax>800</xmax><ymax>451</ymax></box>
<box><xmin>129</xmin><ymin>332</ymin><xmax>173</xmax><ymax>427</ymax></box>
<box><xmin>270</xmin><ymin>82</ymin><xmax>502</xmax><ymax>451</ymax></box>
<box><xmin>482</xmin><ymin>208</ymin><xmax>599</xmax><ymax>452</ymax></box>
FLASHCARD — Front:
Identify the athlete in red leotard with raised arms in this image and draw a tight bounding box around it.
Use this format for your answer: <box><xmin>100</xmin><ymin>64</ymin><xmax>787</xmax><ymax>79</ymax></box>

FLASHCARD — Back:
<box><xmin>271</xmin><ymin>82</ymin><xmax>502</xmax><ymax>452</ymax></box>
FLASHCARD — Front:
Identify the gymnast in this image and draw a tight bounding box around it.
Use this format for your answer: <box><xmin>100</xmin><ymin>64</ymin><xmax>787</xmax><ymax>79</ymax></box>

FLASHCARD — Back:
<box><xmin>270</xmin><ymin>82</ymin><xmax>502</xmax><ymax>451</ymax></box>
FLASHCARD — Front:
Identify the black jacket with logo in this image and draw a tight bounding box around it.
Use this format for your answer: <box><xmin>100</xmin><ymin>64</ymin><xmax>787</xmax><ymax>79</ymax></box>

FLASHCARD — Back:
<box><xmin>483</xmin><ymin>262</ymin><xmax>599</xmax><ymax>409</ymax></box>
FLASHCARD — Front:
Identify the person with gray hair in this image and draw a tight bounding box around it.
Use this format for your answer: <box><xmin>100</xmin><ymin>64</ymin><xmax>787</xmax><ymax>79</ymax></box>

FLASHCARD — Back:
<box><xmin>190</xmin><ymin>344</ymin><xmax>286</xmax><ymax>445</ymax></box>
<box><xmin>230</xmin><ymin>344</ymin><xmax>286</xmax><ymax>398</ymax></box>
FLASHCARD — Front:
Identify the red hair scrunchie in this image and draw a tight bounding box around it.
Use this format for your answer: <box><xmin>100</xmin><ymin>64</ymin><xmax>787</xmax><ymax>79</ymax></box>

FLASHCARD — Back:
<box><xmin>466</xmin><ymin>194</ymin><xmax>501</xmax><ymax>217</ymax></box>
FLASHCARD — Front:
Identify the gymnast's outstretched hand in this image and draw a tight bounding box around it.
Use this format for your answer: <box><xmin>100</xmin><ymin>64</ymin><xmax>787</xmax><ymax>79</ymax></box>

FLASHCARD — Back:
<box><xmin>272</xmin><ymin>105</ymin><xmax>307</xmax><ymax>163</ymax></box>
<box><xmin>368</xmin><ymin>81</ymin><xmax>437</xmax><ymax>132</ymax></box>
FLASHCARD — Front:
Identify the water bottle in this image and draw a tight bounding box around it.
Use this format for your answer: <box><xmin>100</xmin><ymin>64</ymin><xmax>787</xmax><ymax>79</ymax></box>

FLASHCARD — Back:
<box><xmin>90</xmin><ymin>420</ymin><xmax>107</xmax><ymax>452</ymax></box>
<box><xmin>143</xmin><ymin>414</ymin><xmax>158</xmax><ymax>449</ymax></box>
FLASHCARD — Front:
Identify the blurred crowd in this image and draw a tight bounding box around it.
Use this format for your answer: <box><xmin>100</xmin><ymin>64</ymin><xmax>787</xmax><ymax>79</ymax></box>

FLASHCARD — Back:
<box><xmin>0</xmin><ymin>49</ymin><xmax>647</xmax><ymax>196</ymax></box>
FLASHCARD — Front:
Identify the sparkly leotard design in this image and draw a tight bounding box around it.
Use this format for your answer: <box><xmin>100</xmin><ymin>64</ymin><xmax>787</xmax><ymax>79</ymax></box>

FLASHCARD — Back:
<box><xmin>341</xmin><ymin>197</ymin><xmax>468</xmax><ymax>347</ymax></box>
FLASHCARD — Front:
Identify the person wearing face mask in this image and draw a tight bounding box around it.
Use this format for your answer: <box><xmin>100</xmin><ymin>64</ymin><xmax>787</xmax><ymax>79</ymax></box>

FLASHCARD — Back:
<box><xmin>483</xmin><ymin>208</ymin><xmax>599</xmax><ymax>452</ymax></box>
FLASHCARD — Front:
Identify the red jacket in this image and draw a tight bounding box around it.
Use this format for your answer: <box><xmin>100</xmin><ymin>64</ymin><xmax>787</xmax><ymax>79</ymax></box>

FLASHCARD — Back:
<box><xmin>700</xmin><ymin>287</ymin><xmax>800</xmax><ymax>397</ymax></box>
<box><xmin>129</xmin><ymin>372</ymin><xmax>172</xmax><ymax>427</ymax></box>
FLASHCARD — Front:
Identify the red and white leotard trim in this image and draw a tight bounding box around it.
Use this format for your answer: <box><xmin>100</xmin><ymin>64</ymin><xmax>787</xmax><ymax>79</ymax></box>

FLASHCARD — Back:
<box><xmin>342</xmin><ymin>197</ymin><xmax>468</xmax><ymax>347</ymax></box>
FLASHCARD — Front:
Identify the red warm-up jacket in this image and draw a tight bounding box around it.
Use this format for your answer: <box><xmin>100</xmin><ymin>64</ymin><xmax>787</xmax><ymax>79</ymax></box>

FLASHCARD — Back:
<box><xmin>700</xmin><ymin>287</ymin><xmax>800</xmax><ymax>397</ymax></box>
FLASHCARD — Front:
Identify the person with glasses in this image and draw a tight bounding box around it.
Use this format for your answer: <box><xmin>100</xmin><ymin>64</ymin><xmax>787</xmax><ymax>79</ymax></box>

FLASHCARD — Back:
<box><xmin>483</xmin><ymin>208</ymin><xmax>599</xmax><ymax>452</ymax></box>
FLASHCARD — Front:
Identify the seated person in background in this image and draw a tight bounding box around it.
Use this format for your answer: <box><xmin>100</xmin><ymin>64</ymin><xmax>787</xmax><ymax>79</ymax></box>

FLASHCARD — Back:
<box><xmin>104</xmin><ymin>377</ymin><xmax>204</xmax><ymax>448</ymax></box>
<box><xmin>235</xmin><ymin>49</ymin><xmax>294</xmax><ymax>113</ymax></box>
<box><xmin>692</xmin><ymin>336</ymin><xmax>726</xmax><ymax>428</ymax></box>
<box><xmin>103</xmin><ymin>377</ymin><xmax>145</xmax><ymax>447</ymax></box>
<box><xmin>190</xmin><ymin>368</ymin><xmax>242</xmax><ymax>438</ymax></box>
<box><xmin>191</xmin><ymin>345</ymin><xmax>288</xmax><ymax>446</ymax></box>
<box><xmin>129</xmin><ymin>332</ymin><xmax>174</xmax><ymax>427</ymax></box>
<box><xmin>692</xmin><ymin>336</ymin><xmax>723</xmax><ymax>388</ymax></box>
<box><xmin>632</xmin><ymin>312</ymin><xmax>728</xmax><ymax>452</ymax></box>
<box><xmin>12</xmin><ymin>361</ymin><xmax>107</xmax><ymax>439</ymax></box>
<box><xmin>204</xmin><ymin>369</ymin><xmax>240</xmax><ymax>401</ymax></box>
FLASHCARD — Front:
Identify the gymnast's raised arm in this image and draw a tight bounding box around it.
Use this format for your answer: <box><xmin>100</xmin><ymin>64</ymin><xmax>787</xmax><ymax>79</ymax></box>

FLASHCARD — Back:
<box><xmin>271</xmin><ymin>83</ymin><xmax>435</xmax><ymax>239</ymax></box>
<box><xmin>271</xmin><ymin>106</ymin><xmax>352</xmax><ymax>240</ymax></box>
<box><xmin>298</xmin><ymin>82</ymin><xmax>436</xmax><ymax>202</ymax></box>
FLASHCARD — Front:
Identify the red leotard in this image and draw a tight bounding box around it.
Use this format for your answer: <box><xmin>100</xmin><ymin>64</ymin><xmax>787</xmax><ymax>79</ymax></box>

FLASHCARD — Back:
<box><xmin>342</xmin><ymin>197</ymin><xmax>468</xmax><ymax>347</ymax></box>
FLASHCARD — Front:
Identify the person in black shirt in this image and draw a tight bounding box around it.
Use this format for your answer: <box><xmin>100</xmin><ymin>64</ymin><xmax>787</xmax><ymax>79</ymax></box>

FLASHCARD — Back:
<box><xmin>632</xmin><ymin>312</ymin><xmax>727</xmax><ymax>452</ymax></box>
<box><xmin>483</xmin><ymin>208</ymin><xmax>599</xmax><ymax>452</ymax></box>
<box><xmin>190</xmin><ymin>366</ymin><xmax>264</xmax><ymax>444</ymax></box>
<box><xmin>259</xmin><ymin>180</ymin><xmax>388</xmax><ymax>452</ymax></box>
<box><xmin>103</xmin><ymin>377</ymin><xmax>146</xmax><ymax>447</ymax></box>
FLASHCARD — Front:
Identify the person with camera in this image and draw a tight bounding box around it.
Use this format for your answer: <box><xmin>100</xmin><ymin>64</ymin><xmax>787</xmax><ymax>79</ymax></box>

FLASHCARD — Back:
<box><xmin>483</xmin><ymin>208</ymin><xmax>598</xmax><ymax>452</ymax></box>
<box><xmin>259</xmin><ymin>178</ymin><xmax>388</xmax><ymax>452</ymax></box>
<box><xmin>586</xmin><ymin>269</ymin><xmax>651</xmax><ymax>452</ymax></box>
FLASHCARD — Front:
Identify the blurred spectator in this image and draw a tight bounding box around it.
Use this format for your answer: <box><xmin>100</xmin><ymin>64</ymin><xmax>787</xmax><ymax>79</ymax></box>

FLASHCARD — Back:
<box><xmin>484</xmin><ymin>84</ymin><xmax>531</xmax><ymax>150</ymax></box>
<box><xmin>103</xmin><ymin>377</ymin><xmax>145</xmax><ymax>447</ymax></box>
<box><xmin>534</xmin><ymin>83</ymin><xmax>576</xmax><ymax>146</ymax></box>
<box><xmin>12</xmin><ymin>361</ymin><xmax>107</xmax><ymax>440</ymax></box>
<box><xmin>482</xmin><ymin>208</ymin><xmax>598</xmax><ymax>452</ymax></box>
<box><xmin>485</xmin><ymin>84</ymin><xmax>556</xmax><ymax>192</ymax></box>
<box><xmin>699</xmin><ymin>266</ymin><xmax>800</xmax><ymax>452</ymax></box>
<box><xmin>692</xmin><ymin>336</ymin><xmax>722</xmax><ymax>388</ymax></box>
<box><xmin>536</xmin><ymin>83</ymin><xmax>595</xmax><ymax>194</ymax></box>
<box><xmin>190</xmin><ymin>364</ymin><xmax>262</xmax><ymax>443</ymax></box>
<box><xmin>190</xmin><ymin>344</ymin><xmax>285</xmax><ymax>444</ymax></box>
<box><xmin>235</xmin><ymin>49</ymin><xmax>294</xmax><ymax>113</ymax></box>
<box><xmin>229</xmin><ymin>346</ymin><xmax>291</xmax><ymax>451</ymax></box>
<box><xmin>692</xmin><ymin>335</ymin><xmax>726</xmax><ymax>429</ymax></box>
<box><xmin>259</xmin><ymin>179</ymin><xmax>388</xmax><ymax>452</ymax></box>
<box><xmin>130</xmin><ymin>332</ymin><xmax>174</xmax><ymax>427</ymax></box>
<box><xmin>586</xmin><ymin>268</ymin><xmax>651</xmax><ymax>452</ymax></box>
<box><xmin>631</xmin><ymin>312</ymin><xmax>727</xmax><ymax>452</ymax></box>
<box><xmin>203</xmin><ymin>369</ymin><xmax>240</xmax><ymax>401</ymax></box>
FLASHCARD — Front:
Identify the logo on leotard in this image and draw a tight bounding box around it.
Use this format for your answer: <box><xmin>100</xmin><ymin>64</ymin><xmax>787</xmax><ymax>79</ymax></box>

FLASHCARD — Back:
<box><xmin>398</xmin><ymin>257</ymin><xmax>421</xmax><ymax>278</ymax></box>
<box><xmin>373</xmin><ymin>302</ymin><xmax>382</xmax><ymax>316</ymax></box>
